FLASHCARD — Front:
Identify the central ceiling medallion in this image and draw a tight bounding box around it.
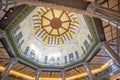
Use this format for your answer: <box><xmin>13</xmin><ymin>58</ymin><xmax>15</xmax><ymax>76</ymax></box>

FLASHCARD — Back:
<box><xmin>33</xmin><ymin>7</ymin><xmax>80</xmax><ymax>45</ymax></box>
<box><xmin>50</xmin><ymin>18</ymin><xmax>62</xmax><ymax>29</ymax></box>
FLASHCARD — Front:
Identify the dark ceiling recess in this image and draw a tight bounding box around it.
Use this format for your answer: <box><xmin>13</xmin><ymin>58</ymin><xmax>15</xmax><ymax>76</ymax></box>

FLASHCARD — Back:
<box><xmin>92</xmin><ymin>17</ymin><xmax>106</xmax><ymax>42</ymax></box>
<box><xmin>0</xmin><ymin>5</ymin><xmax>26</xmax><ymax>30</ymax></box>
<box><xmin>87</xmin><ymin>48</ymin><xmax>101</xmax><ymax>62</ymax></box>
<box><xmin>38</xmin><ymin>0</ymin><xmax>89</xmax><ymax>10</ymax></box>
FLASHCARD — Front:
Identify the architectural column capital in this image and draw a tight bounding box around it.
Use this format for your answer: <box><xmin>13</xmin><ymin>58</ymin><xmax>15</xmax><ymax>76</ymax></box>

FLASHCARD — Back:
<box><xmin>84</xmin><ymin>62</ymin><xmax>94</xmax><ymax>80</ymax></box>
<box><xmin>37</xmin><ymin>69</ymin><xmax>41</xmax><ymax>71</ymax></box>
<box><xmin>0</xmin><ymin>58</ymin><xmax>17</xmax><ymax>80</ymax></box>
<box><xmin>100</xmin><ymin>41</ymin><xmax>120</xmax><ymax>67</ymax></box>
<box><xmin>99</xmin><ymin>41</ymin><xmax>111</xmax><ymax>50</ymax></box>
<box><xmin>35</xmin><ymin>69</ymin><xmax>42</xmax><ymax>80</ymax></box>
<box><xmin>61</xmin><ymin>70</ymin><xmax>65</xmax><ymax>80</ymax></box>
<box><xmin>86</xmin><ymin>2</ymin><xmax>97</xmax><ymax>13</ymax></box>
<box><xmin>87</xmin><ymin>0</ymin><xmax>120</xmax><ymax>21</ymax></box>
<box><xmin>10</xmin><ymin>58</ymin><xmax>18</xmax><ymax>64</ymax></box>
<box><xmin>83</xmin><ymin>62</ymin><xmax>89</xmax><ymax>66</ymax></box>
<box><xmin>99</xmin><ymin>41</ymin><xmax>107</xmax><ymax>48</ymax></box>
<box><xmin>61</xmin><ymin>70</ymin><xmax>65</xmax><ymax>72</ymax></box>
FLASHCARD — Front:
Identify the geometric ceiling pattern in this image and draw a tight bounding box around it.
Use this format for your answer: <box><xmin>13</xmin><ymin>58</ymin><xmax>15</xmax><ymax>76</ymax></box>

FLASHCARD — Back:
<box><xmin>0</xmin><ymin>0</ymin><xmax>120</xmax><ymax>80</ymax></box>
<box><xmin>33</xmin><ymin>7</ymin><xmax>80</xmax><ymax>45</ymax></box>
<box><xmin>11</xmin><ymin>7</ymin><xmax>93</xmax><ymax>66</ymax></box>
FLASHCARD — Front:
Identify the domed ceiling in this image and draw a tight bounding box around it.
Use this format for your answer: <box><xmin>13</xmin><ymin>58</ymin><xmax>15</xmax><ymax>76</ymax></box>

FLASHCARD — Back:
<box><xmin>8</xmin><ymin>6</ymin><xmax>96</xmax><ymax>67</ymax></box>
<box><xmin>33</xmin><ymin>7</ymin><xmax>79</xmax><ymax>45</ymax></box>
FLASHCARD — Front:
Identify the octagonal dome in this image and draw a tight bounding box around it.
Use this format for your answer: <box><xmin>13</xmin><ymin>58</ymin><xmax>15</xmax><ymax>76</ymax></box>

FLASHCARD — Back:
<box><xmin>5</xmin><ymin>6</ymin><xmax>98</xmax><ymax>68</ymax></box>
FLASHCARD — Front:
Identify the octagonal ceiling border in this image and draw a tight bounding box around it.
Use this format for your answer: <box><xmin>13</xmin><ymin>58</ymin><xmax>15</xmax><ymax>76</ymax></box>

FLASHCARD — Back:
<box><xmin>4</xmin><ymin>5</ymin><xmax>99</xmax><ymax>70</ymax></box>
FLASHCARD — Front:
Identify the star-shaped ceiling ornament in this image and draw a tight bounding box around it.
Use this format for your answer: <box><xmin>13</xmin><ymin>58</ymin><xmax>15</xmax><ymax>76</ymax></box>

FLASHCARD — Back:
<box><xmin>33</xmin><ymin>7</ymin><xmax>80</xmax><ymax>45</ymax></box>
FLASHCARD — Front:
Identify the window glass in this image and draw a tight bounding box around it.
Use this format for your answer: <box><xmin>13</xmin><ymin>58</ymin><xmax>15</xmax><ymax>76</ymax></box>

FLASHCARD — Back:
<box><xmin>44</xmin><ymin>56</ymin><xmax>48</xmax><ymax>64</ymax></box>
<box><xmin>57</xmin><ymin>57</ymin><xmax>60</xmax><ymax>65</ymax></box>
<box><xmin>75</xmin><ymin>51</ymin><xmax>79</xmax><ymax>59</ymax></box>
<box><xmin>50</xmin><ymin>57</ymin><xmax>55</xmax><ymax>64</ymax></box>
<box><xmin>84</xmin><ymin>40</ymin><xmax>89</xmax><ymax>50</ymax></box>
<box><xmin>30</xmin><ymin>50</ymin><xmax>35</xmax><ymax>59</ymax></box>
<box><xmin>24</xmin><ymin>46</ymin><xmax>29</xmax><ymax>55</ymax></box>
<box><xmin>69</xmin><ymin>53</ymin><xmax>74</xmax><ymax>62</ymax></box>
<box><xmin>17</xmin><ymin>32</ymin><xmax>23</xmax><ymax>41</ymax></box>
<box><xmin>64</xmin><ymin>56</ymin><xmax>67</xmax><ymax>64</ymax></box>
<box><xmin>81</xmin><ymin>46</ymin><xmax>85</xmax><ymax>54</ymax></box>
<box><xmin>88</xmin><ymin>35</ymin><xmax>94</xmax><ymax>43</ymax></box>
<box><xmin>19</xmin><ymin>40</ymin><xmax>24</xmax><ymax>47</ymax></box>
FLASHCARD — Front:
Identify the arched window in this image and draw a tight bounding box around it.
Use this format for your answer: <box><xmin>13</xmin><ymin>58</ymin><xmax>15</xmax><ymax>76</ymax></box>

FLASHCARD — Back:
<box><xmin>81</xmin><ymin>46</ymin><xmax>85</xmax><ymax>54</ymax></box>
<box><xmin>69</xmin><ymin>53</ymin><xmax>74</xmax><ymax>62</ymax></box>
<box><xmin>84</xmin><ymin>40</ymin><xmax>89</xmax><ymax>51</ymax></box>
<box><xmin>64</xmin><ymin>56</ymin><xmax>67</xmax><ymax>64</ymax></box>
<box><xmin>24</xmin><ymin>46</ymin><xmax>29</xmax><ymax>55</ymax></box>
<box><xmin>75</xmin><ymin>51</ymin><xmax>79</xmax><ymax>59</ymax></box>
<box><xmin>30</xmin><ymin>50</ymin><xmax>35</xmax><ymax>59</ymax></box>
<box><xmin>87</xmin><ymin>35</ymin><xmax>94</xmax><ymax>44</ymax></box>
<box><xmin>57</xmin><ymin>57</ymin><xmax>60</xmax><ymax>65</ymax></box>
<box><xmin>50</xmin><ymin>57</ymin><xmax>55</xmax><ymax>65</ymax></box>
<box><xmin>44</xmin><ymin>56</ymin><xmax>48</xmax><ymax>64</ymax></box>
